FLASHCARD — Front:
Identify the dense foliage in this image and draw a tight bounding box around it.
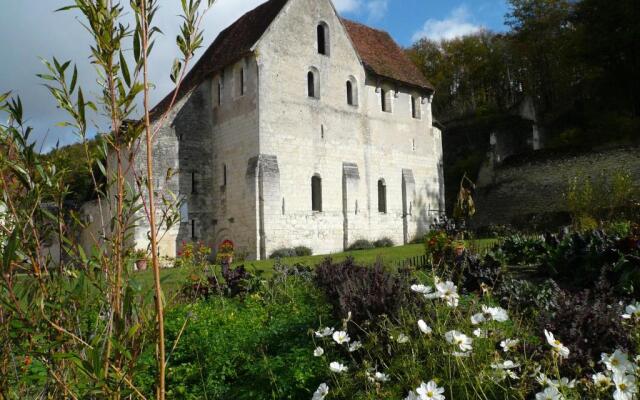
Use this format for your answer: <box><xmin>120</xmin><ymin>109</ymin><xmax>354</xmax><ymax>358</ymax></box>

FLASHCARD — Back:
<box><xmin>408</xmin><ymin>0</ymin><xmax>640</xmax><ymax>148</ymax></box>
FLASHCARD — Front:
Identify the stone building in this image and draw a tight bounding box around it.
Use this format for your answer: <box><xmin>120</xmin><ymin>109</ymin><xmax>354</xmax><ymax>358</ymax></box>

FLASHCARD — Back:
<box><xmin>130</xmin><ymin>0</ymin><xmax>444</xmax><ymax>260</ymax></box>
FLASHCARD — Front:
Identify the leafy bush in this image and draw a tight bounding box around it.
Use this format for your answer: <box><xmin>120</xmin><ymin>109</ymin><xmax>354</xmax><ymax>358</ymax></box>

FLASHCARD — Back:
<box><xmin>181</xmin><ymin>265</ymin><xmax>260</xmax><ymax>300</ymax></box>
<box><xmin>373</xmin><ymin>237</ymin><xmax>394</xmax><ymax>248</ymax></box>
<box><xmin>293</xmin><ymin>246</ymin><xmax>313</xmax><ymax>256</ymax></box>
<box><xmin>536</xmin><ymin>276</ymin><xmax>633</xmax><ymax>373</ymax></box>
<box><xmin>314</xmin><ymin>257</ymin><xmax>411</xmax><ymax>324</ymax></box>
<box><xmin>139</xmin><ymin>277</ymin><xmax>333</xmax><ymax>399</ymax></box>
<box><xmin>347</xmin><ymin>239</ymin><xmax>374</xmax><ymax>251</ymax></box>
<box><xmin>270</xmin><ymin>246</ymin><xmax>313</xmax><ymax>259</ymax></box>
<box><xmin>498</xmin><ymin>234</ymin><xmax>547</xmax><ymax>265</ymax></box>
<box><xmin>269</xmin><ymin>248</ymin><xmax>297</xmax><ymax>259</ymax></box>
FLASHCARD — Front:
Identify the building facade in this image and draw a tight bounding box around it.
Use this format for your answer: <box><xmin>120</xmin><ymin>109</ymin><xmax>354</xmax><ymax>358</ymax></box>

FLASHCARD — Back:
<box><xmin>131</xmin><ymin>0</ymin><xmax>444</xmax><ymax>260</ymax></box>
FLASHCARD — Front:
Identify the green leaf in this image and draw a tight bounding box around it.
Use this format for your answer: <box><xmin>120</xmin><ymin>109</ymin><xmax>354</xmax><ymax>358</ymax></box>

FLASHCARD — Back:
<box><xmin>2</xmin><ymin>229</ymin><xmax>19</xmax><ymax>273</ymax></box>
<box><xmin>119</xmin><ymin>51</ymin><xmax>131</xmax><ymax>87</ymax></box>
<box><xmin>70</xmin><ymin>65</ymin><xmax>78</xmax><ymax>94</ymax></box>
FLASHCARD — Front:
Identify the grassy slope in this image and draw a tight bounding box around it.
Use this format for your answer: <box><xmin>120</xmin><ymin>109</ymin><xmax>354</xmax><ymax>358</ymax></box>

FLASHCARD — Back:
<box><xmin>138</xmin><ymin>239</ymin><xmax>498</xmax><ymax>295</ymax></box>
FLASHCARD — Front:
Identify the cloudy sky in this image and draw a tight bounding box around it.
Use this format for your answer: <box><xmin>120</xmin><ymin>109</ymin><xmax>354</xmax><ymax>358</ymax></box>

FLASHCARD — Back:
<box><xmin>0</xmin><ymin>0</ymin><xmax>508</xmax><ymax>151</ymax></box>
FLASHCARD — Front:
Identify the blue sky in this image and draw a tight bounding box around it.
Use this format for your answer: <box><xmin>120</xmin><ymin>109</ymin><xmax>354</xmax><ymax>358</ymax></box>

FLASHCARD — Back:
<box><xmin>339</xmin><ymin>0</ymin><xmax>510</xmax><ymax>45</ymax></box>
<box><xmin>0</xmin><ymin>0</ymin><xmax>510</xmax><ymax>150</ymax></box>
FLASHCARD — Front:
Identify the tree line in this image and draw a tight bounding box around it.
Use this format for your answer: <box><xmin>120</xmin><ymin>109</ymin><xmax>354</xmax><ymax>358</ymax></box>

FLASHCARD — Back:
<box><xmin>408</xmin><ymin>0</ymin><xmax>639</xmax><ymax>148</ymax></box>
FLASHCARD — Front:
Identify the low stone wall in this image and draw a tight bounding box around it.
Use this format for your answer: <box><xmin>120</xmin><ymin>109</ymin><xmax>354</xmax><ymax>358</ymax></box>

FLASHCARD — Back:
<box><xmin>472</xmin><ymin>145</ymin><xmax>640</xmax><ymax>229</ymax></box>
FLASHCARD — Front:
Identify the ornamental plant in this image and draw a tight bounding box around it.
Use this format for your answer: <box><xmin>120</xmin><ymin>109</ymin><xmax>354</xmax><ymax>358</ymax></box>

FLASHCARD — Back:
<box><xmin>425</xmin><ymin>230</ymin><xmax>453</xmax><ymax>265</ymax></box>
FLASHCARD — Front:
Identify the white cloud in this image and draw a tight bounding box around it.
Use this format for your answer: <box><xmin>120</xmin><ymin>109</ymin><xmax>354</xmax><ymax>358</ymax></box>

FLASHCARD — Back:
<box><xmin>412</xmin><ymin>5</ymin><xmax>482</xmax><ymax>42</ymax></box>
<box><xmin>333</xmin><ymin>0</ymin><xmax>362</xmax><ymax>13</ymax></box>
<box><xmin>365</xmin><ymin>0</ymin><xmax>389</xmax><ymax>21</ymax></box>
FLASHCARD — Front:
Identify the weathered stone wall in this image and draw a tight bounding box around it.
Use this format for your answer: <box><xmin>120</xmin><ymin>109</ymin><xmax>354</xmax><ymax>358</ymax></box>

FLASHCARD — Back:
<box><xmin>255</xmin><ymin>0</ymin><xmax>444</xmax><ymax>257</ymax></box>
<box><xmin>473</xmin><ymin>146</ymin><xmax>640</xmax><ymax>228</ymax></box>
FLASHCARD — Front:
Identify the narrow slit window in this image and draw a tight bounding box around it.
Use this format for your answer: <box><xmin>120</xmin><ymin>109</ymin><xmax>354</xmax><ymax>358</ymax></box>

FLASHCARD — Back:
<box><xmin>311</xmin><ymin>175</ymin><xmax>322</xmax><ymax>212</ymax></box>
<box><xmin>307</xmin><ymin>72</ymin><xmax>315</xmax><ymax>98</ymax></box>
<box><xmin>223</xmin><ymin>164</ymin><xmax>227</xmax><ymax>186</ymax></box>
<box><xmin>191</xmin><ymin>219</ymin><xmax>196</xmax><ymax>240</ymax></box>
<box><xmin>381</xmin><ymin>89</ymin><xmax>387</xmax><ymax>112</ymax></box>
<box><xmin>191</xmin><ymin>171</ymin><xmax>198</xmax><ymax>194</ymax></box>
<box><xmin>378</xmin><ymin>179</ymin><xmax>387</xmax><ymax>213</ymax></box>
<box><xmin>239</xmin><ymin>68</ymin><xmax>245</xmax><ymax>96</ymax></box>
<box><xmin>346</xmin><ymin>81</ymin><xmax>353</xmax><ymax>105</ymax></box>
<box><xmin>217</xmin><ymin>82</ymin><xmax>222</xmax><ymax>106</ymax></box>
<box><xmin>411</xmin><ymin>96</ymin><xmax>421</xmax><ymax>119</ymax></box>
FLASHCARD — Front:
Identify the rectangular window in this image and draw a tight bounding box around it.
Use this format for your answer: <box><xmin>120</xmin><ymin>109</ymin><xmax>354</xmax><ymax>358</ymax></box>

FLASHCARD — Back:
<box><xmin>378</xmin><ymin>180</ymin><xmax>387</xmax><ymax>213</ymax></box>
<box><xmin>240</xmin><ymin>68</ymin><xmax>244</xmax><ymax>96</ymax></box>
<box><xmin>311</xmin><ymin>176</ymin><xmax>322</xmax><ymax>212</ymax></box>
<box><xmin>381</xmin><ymin>89</ymin><xmax>386</xmax><ymax>112</ymax></box>
<box><xmin>223</xmin><ymin>164</ymin><xmax>227</xmax><ymax>186</ymax></box>
<box><xmin>191</xmin><ymin>219</ymin><xmax>196</xmax><ymax>240</ymax></box>
<box><xmin>411</xmin><ymin>96</ymin><xmax>421</xmax><ymax>119</ymax></box>
<box><xmin>217</xmin><ymin>81</ymin><xmax>222</xmax><ymax>106</ymax></box>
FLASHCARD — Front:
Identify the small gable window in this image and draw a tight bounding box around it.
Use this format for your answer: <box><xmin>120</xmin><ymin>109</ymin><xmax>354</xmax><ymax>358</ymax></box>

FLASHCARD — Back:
<box><xmin>317</xmin><ymin>23</ymin><xmax>329</xmax><ymax>55</ymax></box>
<box><xmin>381</xmin><ymin>88</ymin><xmax>392</xmax><ymax>113</ymax></box>
<box><xmin>307</xmin><ymin>68</ymin><xmax>319</xmax><ymax>99</ymax></box>
<box><xmin>311</xmin><ymin>175</ymin><xmax>322</xmax><ymax>212</ymax></box>
<box><xmin>378</xmin><ymin>179</ymin><xmax>387</xmax><ymax>213</ymax></box>
<box><xmin>411</xmin><ymin>96</ymin><xmax>421</xmax><ymax>119</ymax></box>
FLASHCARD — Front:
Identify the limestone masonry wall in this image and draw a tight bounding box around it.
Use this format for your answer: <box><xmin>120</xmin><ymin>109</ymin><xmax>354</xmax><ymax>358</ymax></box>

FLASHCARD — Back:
<box><xmin>473</xmin><ymin>146</ymin><xmax>640</xmax><ymax>228</ymax></box>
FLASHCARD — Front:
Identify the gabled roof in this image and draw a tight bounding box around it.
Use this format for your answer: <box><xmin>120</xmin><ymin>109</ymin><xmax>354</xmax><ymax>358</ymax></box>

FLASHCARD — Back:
<box><xmin>150</xmin><ymin>0</ymin><xmax>288</xmax><ymax>119</ymax></box>
<box><xmin>150</xmin><ymin>0</ymin><xmax>432</xmax><ymax>119</ymax></box>
<box><xmin>341</xmin><ymin>19</ymin><xmax>433</xmax><ymax>92</ymax></box>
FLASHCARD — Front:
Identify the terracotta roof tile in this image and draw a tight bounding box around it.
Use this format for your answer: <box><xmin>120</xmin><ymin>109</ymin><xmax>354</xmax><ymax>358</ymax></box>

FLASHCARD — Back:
<box><xmin>341</xmin><ymin>19</ymin><xmax>433</xmax><ymax>91</ymax></box>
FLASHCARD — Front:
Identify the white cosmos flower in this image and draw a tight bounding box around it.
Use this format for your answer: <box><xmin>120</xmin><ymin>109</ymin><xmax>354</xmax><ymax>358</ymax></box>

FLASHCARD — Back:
<box><xmin>470</xmin><ymin>313</ymin><xmax>486</xmax><ymax>325</ymax></box>
<box><xmin>536</xmin><ymin>373</ymin><xmax>552</xmax><ymax>387</ymax></box>
<box><xmin>473</xmin><ymin>328</ymin><xmax>486</xmax><ymax>338</ymax></box>
<box><xmin>491</xmin><ymin>360</ymin><xmax>520</xmax><ymax>370</ymax></box>
<box><xmin>483</xmin><ymin>306</ymin><xmax>509</xmax><ymax>322</ymax></box>
<box><xmin>312</xmin><ymin>383</ymin><xmax>329</xmax><ymax>400</ymax></box>
<box><xmin>445</xmin><ymin>330</ymin><xmax>473</xmax><ymax>352</ymax></box>
<box><xmin>500</xmin><ymin>338</ymin><xmax>519</xmax><ymax>352</ymax></box>
<box><xmin>411</xmin><ymin>284</ymin><xmax>431</xmax><ymax>294</ymax></box>
<box><xmin>348</xmin><ymin>341</ymin><xmax>362</xmax><ymax>352</ymax></box>
<box><xmin>613</xmin><ymin>373</ymin><xmax>637</xmax><ymax>400</ymax></box>
<box><xmin>544</xmin><ymin>330</ymin><xmax>570</xmax><ymax>359</ymax></box>
<box><xmin>313</xmin><ymin>347</ymin><xmax>324</xmax><ymax>357</ymax></box>
<box><xmin>437</xmin><ymin>281</ymin><xmax>459</xmax><ymax>307</ymax></box>
<box><xmin>550</xmin><ymin>377</ymin><xmax>576</xmax><ymax>389</ymax></box>
<box><xmin>592</xmin><ymin>372</ymin><xmax>612</xmax><ymax>390</ymax></box>
<box><xmin>404</xmin><ymin>391</ymin><xmax>419</xmax><ymax>400</ymax></box>
<box><xmin>416</xmin><ymin>380</ymin><xmax>446</xmax><ymax>400</ymax></box>
<box><xmin>332</xmin><ymin>330</ymin><xmax>350</xmax><ymax>344</ymax></box>
<box><xmin>315</xmin><ymin>327</ymin><xmax>334</xmax><ymax>338</ymax></box>
<box><xmin>373</xmin><ymin>371</ymin><xmax>390</xmax><ymax>382</ymax></box>
<box><xmin>329</xmin><ymin>361</ymin><xmax>348</xmax><ymax>373</ymax></box>
<box><xmin>602</xmin><ymin>350</ymin><xmax>635</xmax><ymax>375</ymax></box>
<box><xmin>621</xmin><ymin>301</ymin><xmax>640</xmax><ymax>319</ymax></box>
<box><xmin>535</xmin><ymin>386</ymin><xmax>563</xmax><ymax>400</ymax></box>
<box><xmin>396</xmin><ymin>333</ymin><xmax>410</xmax><ymax>344</ymax></box>
<box><xmin>418</xmin><ymin>319</ymin><xmax>432</xmax><ymax>335</ymax></box>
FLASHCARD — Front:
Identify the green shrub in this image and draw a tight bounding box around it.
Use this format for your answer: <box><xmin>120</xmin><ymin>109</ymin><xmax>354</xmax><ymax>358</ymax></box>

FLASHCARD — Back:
<box><xmin>293</xmin><ymin>246</ymin><xmax>313</xmax><ymax>256</ymax></box>
<box><xmin>269</xmin><ymin>248</ymin><xmax>297</xmax><ymax>259</ymax></box>
<box><xmin>373</xmin><ymin>237</ymin><xmax>394</xmax><ymax>248</ymax></box>
<box><xmin>137</xmin><ymin>277</ymin><xmax>333</xmax><ymax>399</ymax></box>
<box><xmin>347</xmin><ymin>239</ymin><xmax>374</xmax><ymax>251</ymax></box>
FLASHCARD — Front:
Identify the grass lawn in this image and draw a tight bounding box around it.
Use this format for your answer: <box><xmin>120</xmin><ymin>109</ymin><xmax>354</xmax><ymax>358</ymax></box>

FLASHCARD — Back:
<box><xmin>138</xmin><ymin>239</ymin><xmax>498</xmax><ymax>295</ymax></box>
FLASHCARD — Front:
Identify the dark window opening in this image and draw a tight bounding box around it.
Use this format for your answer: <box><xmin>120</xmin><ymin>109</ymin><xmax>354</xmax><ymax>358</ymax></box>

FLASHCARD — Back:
<box><xmin>311</xmin><ymin>175</ymin><xmax>322</xmax><ymax>212</ymax></box>
<box><xmin>191</xmin><ymin>219</ymin><xmax>196</xmax><ymax>240</ymax></box>
<box><xmin>347</xmin><ymin>81</ymin><xmax>353</xmax><ymax>105</ymax></box>
<box><xmin>217</xmin><ymin>82</ymin><xmax>222</xmax><ymax>106</ymax></box>
<box><xmin>317</xmin><ymin>24</ymin><xmax>327</xmax><ymax>55</ymax></box>
<box><xmin>381</xmin><ymin>89</ymin><xmax>387</xmax><ymax>112</ymax></box>
<box><xmin>239</xmin><ymin>68</ymin><xmax>245</xmax><ymax>96</ymax></box>
<box><xmin>412</xmin><ymin>96</ymin><xmax>419</xmax><ymax>119</ymax></box>
<box><xmin>308</xmin><ymin>72</ymin><xmax>315</xmax><ymax>98</ymax></box>
<box><xmin>223</xmin><ymin>164</ymin><xmax>227</xmax><ymax>186</ymax></box>
<box><xmin>378</xmin><ymin>179</ymin><xmax>387</xmax><ymax>213</ymax></box>
<box><xmin>191</xmin><ymin>171</ymin><xmax>198</xmax><ymax>194</ymax></box>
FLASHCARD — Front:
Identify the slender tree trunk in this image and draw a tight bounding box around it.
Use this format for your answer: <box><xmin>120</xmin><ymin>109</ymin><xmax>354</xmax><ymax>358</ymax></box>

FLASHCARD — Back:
<box><xmin>140</xmin><ymin>0</ymin><xmax>165</xmax><ymax>398</ymax></box>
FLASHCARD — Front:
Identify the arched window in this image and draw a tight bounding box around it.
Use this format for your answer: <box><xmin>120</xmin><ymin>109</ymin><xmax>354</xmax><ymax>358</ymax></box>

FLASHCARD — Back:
<box><xmin>378</xmin><ymin>179</ymin><xmax>387</xmax><ymax>213</ymax></box>
<box><xmin>346</xmin><ymin>76</ymin><xmax>358</xmax><ymax>106</ymax></box>
<box><xmin>311</xmin><ymin>175</ymin><xmax>322</xmax><ymax>212</ymax></box>
<box><xmin>317</xmin><ymin>23</ymin><xmax>329</xmax><ymax>55</ymax></box>
<box><xmin>307</xmin><ymin>68</ymin><xmax>319</xmax><ymax>99</ymax></box>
